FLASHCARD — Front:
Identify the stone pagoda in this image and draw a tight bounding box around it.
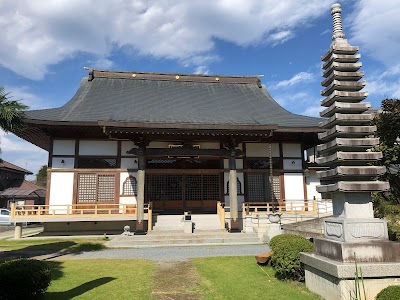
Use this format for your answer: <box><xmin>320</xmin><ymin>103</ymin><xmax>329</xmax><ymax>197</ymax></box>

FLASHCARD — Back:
<box><xmin>301</xmin><ymin>4</ymin><xmax>400</xmax><ymax>300</ymax></box>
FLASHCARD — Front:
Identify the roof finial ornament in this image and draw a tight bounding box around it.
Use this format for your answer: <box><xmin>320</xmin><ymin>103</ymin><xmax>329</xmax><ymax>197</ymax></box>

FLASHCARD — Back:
<box><xmin>331</xmin><ymin>3</ymin><xmax>345</xmax><ymax>43</ymax></box>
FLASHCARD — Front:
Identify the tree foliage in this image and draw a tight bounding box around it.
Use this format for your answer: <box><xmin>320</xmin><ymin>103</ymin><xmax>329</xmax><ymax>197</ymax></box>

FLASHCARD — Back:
<box><xmin>0</xmin><ymin>86</ymin><xmax>28</xmax><ymax>132</ymax></box>
<box><xmin>36</xmin><ymin>165</ymin><xmax>48</xmax><ymax>187</ymax></box>
<box><xmin>373</xmin><ymin>99</ymin><xmax>400</xmax><ymax>204</ymax></box>
<box><xmin>372</xmin><ymin>99</ymin><xmax>400</xmax><ymax>241</ymax></box>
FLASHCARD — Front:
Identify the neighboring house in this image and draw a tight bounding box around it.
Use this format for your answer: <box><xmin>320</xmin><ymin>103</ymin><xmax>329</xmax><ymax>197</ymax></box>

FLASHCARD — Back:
<box><xmin>11</xmin><ymin>70</ymin><xmax>323</xmax><ymax>232</ymax></box>
<box><xmin>0</xmin><ymin>161</ymin><xmax>45</xmax><ymax>208</ymax></box>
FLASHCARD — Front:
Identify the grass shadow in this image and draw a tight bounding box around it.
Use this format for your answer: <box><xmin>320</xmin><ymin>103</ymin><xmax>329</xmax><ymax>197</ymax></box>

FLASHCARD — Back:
<box><xmin>43</xmin><ymin>277</ymin><xmax>116</xmax><ymax>299</ymax></box>
<box><xmin>0</xmin><ymin>242</ymin><xmax>77</xmax><ymax>260</ymax></box>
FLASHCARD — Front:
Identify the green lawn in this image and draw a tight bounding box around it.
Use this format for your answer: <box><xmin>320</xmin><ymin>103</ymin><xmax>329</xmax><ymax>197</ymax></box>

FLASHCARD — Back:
<box><xmin>37</xmin><ymin>257</ymin><xmax>319</xmax><ymax>299</ymax></box>
<box><xmin>194</xmin><ymin>256</ymin><xmax>320</xmax><ymax>300</ymax></box>
<box><xmin>44</xmin><ymin>260</ymin><xmax>155</xmax><ymax>300</ymax></box>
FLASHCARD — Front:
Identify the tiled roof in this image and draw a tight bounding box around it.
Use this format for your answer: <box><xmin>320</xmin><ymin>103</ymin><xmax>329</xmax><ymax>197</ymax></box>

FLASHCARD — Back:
<box><xmin>0</xmin><ymin>161</ymin><xmax>32</xmax><ymax>174</ymax></box>
<box><xmin>0</xmin><ymin>180</ymin><xmax>45</xmax><ymax>197</ymax></box>
<box><xmin>25</xmin><ymin>70</ymin><xmax>320</xmax><ymax>129</ymax></box>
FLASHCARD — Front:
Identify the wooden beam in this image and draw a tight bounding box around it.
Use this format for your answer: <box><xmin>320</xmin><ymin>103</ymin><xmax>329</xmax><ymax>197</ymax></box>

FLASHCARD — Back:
<box><xmin>126</xmin><ymin>147</ymin><xmax>244</xmax><ymax>158</ymax></box>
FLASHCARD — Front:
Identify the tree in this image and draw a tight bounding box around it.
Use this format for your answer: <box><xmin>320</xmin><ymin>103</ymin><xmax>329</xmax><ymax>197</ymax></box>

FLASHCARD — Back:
<box><xmin>372</xmin><ymin>99</ymin><xmax>400</xmax><ymax>240</ymax></box>
<box><xmin>0</xmin><ymin>86</ymin><xmax>28</xmax><ymax>161</ymax></box>
<box><xmin>36</xmin><ymin>165</ymin><xmax>48</xmax><ymax>187</ymax></box>
<box><xmin>0</xmin><ymin>86</ymin><xmax>28</xmax><ymax>132</ymax></box>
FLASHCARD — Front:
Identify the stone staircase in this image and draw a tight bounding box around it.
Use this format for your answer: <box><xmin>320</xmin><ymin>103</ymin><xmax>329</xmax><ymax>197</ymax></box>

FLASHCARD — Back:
<box><xmin>106</xmin><ymin>214</ymin><xmax>262</xmax><ymax>248</ymax></box>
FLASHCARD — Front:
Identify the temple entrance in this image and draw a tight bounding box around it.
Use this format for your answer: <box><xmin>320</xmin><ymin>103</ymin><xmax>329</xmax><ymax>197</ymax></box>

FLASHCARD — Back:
<box><xmin>145</xmin><ymin>173</ymin><xmax>221</xmax><ymax>213</ymax></box>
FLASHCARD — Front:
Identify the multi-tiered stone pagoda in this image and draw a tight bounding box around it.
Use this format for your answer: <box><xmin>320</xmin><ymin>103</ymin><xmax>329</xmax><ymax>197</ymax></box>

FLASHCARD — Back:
<box><xmin>316</xmin><ymin>3</ymin><xmax>389</xmax><ymax>244</ymax></box>
<box><xmin>301</xmin><ymin>4</ymin><xmax>400</xmax><ymax>300</ymax></box>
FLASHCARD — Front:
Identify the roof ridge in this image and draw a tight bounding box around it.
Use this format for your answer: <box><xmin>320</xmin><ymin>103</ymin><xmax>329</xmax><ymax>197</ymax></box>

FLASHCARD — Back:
<box><xmin>88</xmin><ymin>69</ymin><xmax>263</xmax><ymax>87</ymax></box>
<box><xmin>0</xmin><ymin>160</ymin><xmax>32</xmax><ymax>174</ymax></box>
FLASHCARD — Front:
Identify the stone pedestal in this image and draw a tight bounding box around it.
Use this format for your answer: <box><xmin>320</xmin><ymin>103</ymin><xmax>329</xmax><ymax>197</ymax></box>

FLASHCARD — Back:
<box><xmin>243</xmin><ymin>215</ymin><xmax>254</xmax><ymax>234</ymax></box>
<box><xmin>184</xmin><ymin>220</ymin><xmax>193</xmax><ymax>234</ymax></box>
<box><xmin>324</xmin><ymin>217</ymin><xmax>388</xmax><ymax>242</ymax></box>
<box><xmin>14</xmin><ymin>223</ymin><xmax>22</xmax><ymax>239</ymax></box>
<box><xmin>301</xmin><ymin>253</ymin><xmax>400</xmax><ymax>300</ymax></box>
<box><xmin>263</xmin><ymin>223</ymin><xmax>282</xmax><ymax>243</ymax></box>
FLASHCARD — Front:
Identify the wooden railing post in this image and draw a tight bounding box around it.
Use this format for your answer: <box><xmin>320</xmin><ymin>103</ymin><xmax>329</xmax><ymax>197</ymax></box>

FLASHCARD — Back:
<box><xmin>10</xmin><ymin>203</ymin><xmax>15</xmax><ymax>218</ymax></box>
<box><xmin>148</xmin><ymin>203</ymin><xmax>153</xmax><ymax>231</ymax></box>
<box><xmin>313</xmin><ymin>199</ymin><xmax>317</xmax><ymax>213</ymax></box>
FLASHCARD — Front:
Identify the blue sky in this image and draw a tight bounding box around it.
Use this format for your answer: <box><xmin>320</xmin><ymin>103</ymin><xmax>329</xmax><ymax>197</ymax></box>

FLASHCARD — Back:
<box><xmin>1</xmin><ymin>0</ymin><xmax>400</xmax><ymax>179</ymax></box>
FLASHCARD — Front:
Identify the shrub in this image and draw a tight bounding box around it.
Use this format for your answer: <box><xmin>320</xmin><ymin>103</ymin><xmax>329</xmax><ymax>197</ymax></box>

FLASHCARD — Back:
<box><xmin>376</xmin><ymin>285</ymin><xmax>400</xmax><ymax>300</ymax></box>
<box><xmin>269</xmin><ymin>234</ymin><xmax>313</xmax><ymax>281</ymax></box>
<box><xmin>0</xmin><ymin>258</ymin><xmax>52</xmax><ymax>299</ymax></box>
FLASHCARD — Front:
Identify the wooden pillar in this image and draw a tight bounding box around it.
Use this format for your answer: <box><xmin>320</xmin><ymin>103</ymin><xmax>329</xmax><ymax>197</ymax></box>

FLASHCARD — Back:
<box><xmin>135</xmin><ymin>146</ymin><xmax>146</xmax><ymax>234</ymax></box>
<box><xmin>229</xmin><ymin>150</ymin><xmax>240</xmax><ymax>232</ymax></box>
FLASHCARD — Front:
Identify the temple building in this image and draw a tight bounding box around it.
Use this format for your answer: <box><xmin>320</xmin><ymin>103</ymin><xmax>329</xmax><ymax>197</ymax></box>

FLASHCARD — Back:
<box><xmin>12</xmin><ymin>69</ymin><xmax>323</xmax><ymax>233</ymax></box>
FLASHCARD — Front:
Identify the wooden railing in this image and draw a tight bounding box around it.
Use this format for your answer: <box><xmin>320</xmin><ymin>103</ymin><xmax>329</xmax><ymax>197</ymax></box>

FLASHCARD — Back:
<box><xmin>241</xmin><ymin>199</ymin><xmax>334</xmax><ymax>218</ymax></box>
<box><xmin>10</xmin><ymin>203</ymin><xmax>151</xmax><ymax>220</ymax></box>
<box><xmin>216</xmin><ymin>201</ymin><xmax>226</xmax><ymax>229</ymax></box>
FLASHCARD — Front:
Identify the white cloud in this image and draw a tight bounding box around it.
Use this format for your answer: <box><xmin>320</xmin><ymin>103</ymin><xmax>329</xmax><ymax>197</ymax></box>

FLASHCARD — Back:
<box><xmin>4</xmin><ymin>86</ymin><xmax>49</xmax><ymax>109</ymax></box>
<box><xmin>267</xmin><ymin>30</ymin><xmax>294</xmax><ymax>46</ymax></box>
<box><xmin>365</xmin><ymin>64</ymin><xmax>400</xmax><ymax>100</ymax></box>
<box><xmin>193</xmin><ymin>66</ymin><xmax>210</xmax><ymax>75</ymax></box>
<box><xmin>0</xmin><ymin>130</ymin><xmax>47</xmax><ymax>180</ymax></box>
<box><xmin>301</xmin><ymin>105</ymin><xmax>321</xmax><ymax>117</ymax></box>
<box><xmin>349</xmin><ymin>0</ymin><xmax>400</xmax><ymax>66</ymax></box>
<box><xmin>88</xmin><ymin>58</ymin><xmax>114</xmax><ymax>70</ymax></box>
<box><xmin>270</xmin><ymin>72</ymin><xmax>315</xmax><ymax>89</ymax></box>
<box><xmin>0</xmin><ymin>0</ymin><xmax>336</xmax><ymax>80</ymax></box>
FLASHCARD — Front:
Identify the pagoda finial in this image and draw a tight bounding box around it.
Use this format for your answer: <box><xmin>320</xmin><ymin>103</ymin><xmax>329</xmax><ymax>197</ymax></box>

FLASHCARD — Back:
<box><xmin>331</xmin><ymin>3</ymin><xmax>345</xmax><ymax>42</ymax></box>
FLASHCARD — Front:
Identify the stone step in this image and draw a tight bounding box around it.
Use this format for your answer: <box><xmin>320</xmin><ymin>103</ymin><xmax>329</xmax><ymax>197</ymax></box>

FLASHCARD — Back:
<box><xmin>106</xmin><ymin>232</ymin><xmax>262</xmax><ymax>248</ymax></box>
<box><xmin>152</xmin><ymin>214</ymin><xmax>221</xmax><ymax>232</ymax></box>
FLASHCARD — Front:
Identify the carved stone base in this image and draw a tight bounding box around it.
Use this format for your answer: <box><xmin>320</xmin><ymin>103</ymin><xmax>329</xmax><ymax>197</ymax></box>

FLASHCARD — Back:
<box><xmin>314</xmin><ymin>238</ymin><xmax>400</xmax><ymax>263</ymax></box>
<box><xmin>324</xmin><ymin>217</ymin><xmax>388</xmax><ymax>242</ymax></box>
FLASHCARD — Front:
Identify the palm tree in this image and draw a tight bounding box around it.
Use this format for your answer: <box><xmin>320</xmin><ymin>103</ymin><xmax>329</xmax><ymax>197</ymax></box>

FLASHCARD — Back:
<box><xmin>0</xmin><ymin>86</ymin><xmax>28</xmax><ymax>132</ymax></box>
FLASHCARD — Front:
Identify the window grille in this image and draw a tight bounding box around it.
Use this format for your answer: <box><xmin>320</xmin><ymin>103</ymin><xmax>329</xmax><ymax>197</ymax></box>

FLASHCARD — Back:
<box><xmin>226</xmin><ymin>178</ymin><xmax>243</xmax><ymax>195</ymax></box>
<box><xmin>77</xmin><ymin>173</ymin><xmax>115</xmax><ymax>203</ymax></box>
<box><xmin>247</xmin><ymin>174</ymin><xmax>280</xmax><ymax>202</ymax></box>
<box><xmin>122</xmin><ymin>176</ymin><xmax>137</xmax><ymax>196</ymax></box>
<box><xmin>145</xmin><ymin>174</ymin><xmax>220</xmax><ymax>202</ymax></box>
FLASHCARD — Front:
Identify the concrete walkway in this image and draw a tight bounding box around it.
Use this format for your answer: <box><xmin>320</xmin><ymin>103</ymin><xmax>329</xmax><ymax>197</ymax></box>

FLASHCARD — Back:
<box><xmin>30</xmin><ymin>244</ymin><xmax>270</xmax><ymax>261</ymax></box>
<box><xmin>11</xmin><ymin>245</ymin><xmax>269</xmax><ymax>262</ymax></box>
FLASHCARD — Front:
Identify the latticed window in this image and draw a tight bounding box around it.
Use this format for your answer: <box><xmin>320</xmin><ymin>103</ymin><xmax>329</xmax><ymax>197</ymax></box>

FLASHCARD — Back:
<box><xmin>145</xmin><ymin>174</ymin><xmax>220</xmax><ymax>201</ymax></box>
<box><xmin>247</xmin><ymin>174</ymin><xmax>280</xmax><ymax>202</ymax></box>
<box><xmin>77</xmin><ymin>173</ymin><xmax>115</xmax><ymax>203</ymax></box>
<box><xmin>226</xmin><ymin>178</ymin><xmax>243</xmax><ymax>195</ymax></box>
<box><xmin>122</xmin><ymin>176</ymin><xmax>137</xmax><ymax>196</ymax></box>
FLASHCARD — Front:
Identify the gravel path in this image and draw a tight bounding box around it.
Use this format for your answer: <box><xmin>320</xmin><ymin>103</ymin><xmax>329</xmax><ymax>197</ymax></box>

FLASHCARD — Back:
<box><xmin>47</xmin><ymin>244</ymin><xmax>269</xmax><ymax>261</ymax></box>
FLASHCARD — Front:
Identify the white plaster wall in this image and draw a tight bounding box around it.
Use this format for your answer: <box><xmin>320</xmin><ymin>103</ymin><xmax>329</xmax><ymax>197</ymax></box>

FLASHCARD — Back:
<box><xmin>246</xmin><ymin>143</ymin><xmax>279</xmax><ymax>157</ymax></box>
<box><xmin>282</xmin><ymin>143</ymin><xmax>302</xmax><ymax>157</ymax></box>
<box><xmin>223</xmin><ymin>159</ymin><xmax>243</xmax><ymax>169</ymax></box>
<box><xmin>283</xmin><ymin>159</ymin><xmax>303</xmax><ymax>171</ymax></box>
<box><xmin>305</xmin><ymin>170</ymin><xmax>322</xmax><ymax>200</ymax></box>
<box><xmin>53</xmin><ymin>139</ymin><xmax>75</xmax><ymax>155</ymax></box>
<box><xmin>121</xmin><ymin>158</ymin><xmax>138</xmax><ymax>169</ymax></box>
<box><xmin>223</xmin><ymin>171</ymin><xmax>244</xmax><ymax>194</ymax></box>
<box><xmin>284</xmin><ymin>173</ymin><xmax>305</xmax><ymax>201</ymax></box>
<box><xmin>79</xmin><ymin>140</ymin><xmax>118</xmax><ymax>156</ymax></box>
<box><xmin>121</xmin><ymin>141</ymin><xmax>137</xmax><ymax>156</ymax></box>
<box><xmin>119</xmin><ymin>172</ymin><xmax>137</xmax><ymax>205</ymax></box>
<box><xmin>49</xmin><ymin>172</ymin><xmax>74</xmax><ymax>214</ymax></box>
<box><xmin>52</xmin><ymin>157</ymin><xmax>75</xmax><ymax>169</ymax></box>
